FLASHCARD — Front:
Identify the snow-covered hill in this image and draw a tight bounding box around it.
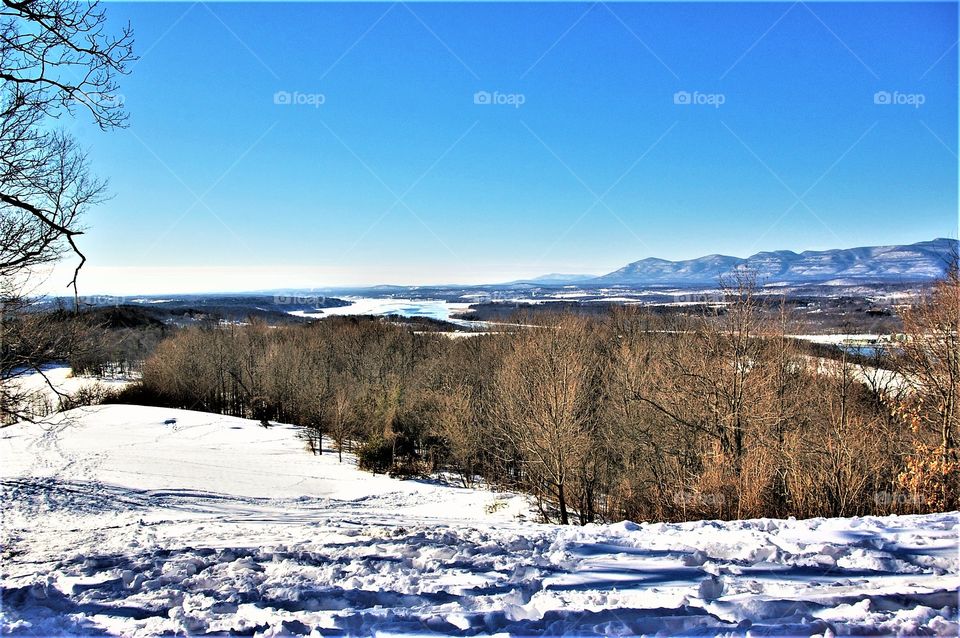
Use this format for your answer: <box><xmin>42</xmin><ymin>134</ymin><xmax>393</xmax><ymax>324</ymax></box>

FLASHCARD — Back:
<box><xmin>1</xmin><ymin>406</ymin><xmax>957</xmax><ymax>636</ymax></box>
<box><xmin>5</xmin><ymin>366</ymin><xmax>133</xmax><ymax>421</ymax></box>
<box><xmin>594</xmin><ymin>238</ymin><xmax>958</xmax><ymax>286</ymax></box>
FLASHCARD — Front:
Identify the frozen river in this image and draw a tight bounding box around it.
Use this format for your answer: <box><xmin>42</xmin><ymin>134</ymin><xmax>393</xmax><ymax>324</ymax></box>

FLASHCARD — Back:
<box><xmin>287</xmin><ymin>296</ymin><xmax>482</xmax><ymax>327</ymax></box>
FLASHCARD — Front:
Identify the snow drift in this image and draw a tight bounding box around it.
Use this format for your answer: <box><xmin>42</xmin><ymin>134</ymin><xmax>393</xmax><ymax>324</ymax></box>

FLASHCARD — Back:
<box><xmin>1</xmin><ymin>405</ymin><xmax>957</xmax><ymax>636</ymax></box>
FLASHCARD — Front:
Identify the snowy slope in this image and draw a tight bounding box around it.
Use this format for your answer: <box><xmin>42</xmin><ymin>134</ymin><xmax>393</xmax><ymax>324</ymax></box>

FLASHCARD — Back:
<box><xmin>9</xmin><ymin>366</ymin><xmax>131</xmax><ymax>399</ymax></box>
<box><xmin>5</xmin><ymin>366</ymin><xmax>132</xmax><ymax>420</ymax></box>
<box><xmin>0</xmin><ymin>405</ymin><xmax>528</xmax><ymax>515</ymax></box>
<box><xmin>1</xmin><ymin>406</ymin><xmax>957</xmax><ymax>636</ymax></box>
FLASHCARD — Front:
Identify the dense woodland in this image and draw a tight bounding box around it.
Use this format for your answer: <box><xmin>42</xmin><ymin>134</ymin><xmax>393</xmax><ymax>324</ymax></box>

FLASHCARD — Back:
<box><xmin>96</xmin><ymin>271</ymin><xmax>959</xmax><ymax>524</ymax></box>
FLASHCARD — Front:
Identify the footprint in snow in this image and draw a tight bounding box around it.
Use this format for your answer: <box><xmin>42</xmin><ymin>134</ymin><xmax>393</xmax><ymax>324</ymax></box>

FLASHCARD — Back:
<box><xmin>699</xmin><ymin>574</ymin><xmax>724</xmax><ymax>601</ymax></box>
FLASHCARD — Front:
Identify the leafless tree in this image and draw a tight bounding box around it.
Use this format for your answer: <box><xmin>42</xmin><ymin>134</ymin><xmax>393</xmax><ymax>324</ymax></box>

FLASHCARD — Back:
<box><xmin>328</xmin><ymin>381</ymin><xmax>354</xmax><ymax>462</ymax></box>
<box><xmin>494</xmin><ymin>316</ymin><xmax>597</xmax><ymax>524</ymax></box>
<box><xmin>431</xmin><ymin>383</ymin><xmax>480</xmax><ymax>486</ymax></box>
<box><xmin>894</xmin><ymin>264</ymin><xmax>960</xmax><ymax>508</ymax></box>
<box><xmin>1</xmin><ymin>0</ymin><xmax>133</xmax><ymax>422</ymax></box>
<box><xmin>1</xmin><ymin>0</ymin><xmax>133</xmax><ymax>290</ymax></box>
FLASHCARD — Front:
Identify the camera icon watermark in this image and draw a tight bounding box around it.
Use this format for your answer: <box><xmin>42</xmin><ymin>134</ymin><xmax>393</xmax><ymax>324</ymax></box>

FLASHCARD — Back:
<box><xmin>873</xmin><ymin>491</ymin><xmax>922</xmax><ymax>508</ymax></box>
<box><xmin>105</xmin><ymin>93</ymin><xmax>126</xmax><ymax>108</ymax></box>
<box><xmin>673</xmin><ymin>90</ymin><xmax>725</xmax><ymax>108</ymax></box>
<box><xmin>672</xmin><ymin>490</ymin><xmax>726</xmax><ymax>508</ymax></box>
<box><xmin>673</xmin><ymin>292</ymin><xmax>725</xmax><ymax>304</ymax></box>
<box><xmin>470</xmin><ymin>290</ymin><xmax>514</xmax><ymax>303</ymax></box>
<box><xmin>274</xmin><ymin>294</ymin><xmax>327</xmax><ymax>307</ymax></box>
<box><xmin>873</xmin><ymin>90</ymin><xmax>924</xmax><ymax>108</ymax></box>
<box><xmin>273</xmin><ymin>91</ymin><xmax>326</xmax><ymax>108</ymax></box>
<box><xmin>72</xmin><ymin>94</ymin><xmax>125</xmax><ymax>109</ymax></box>
<box><xmin>473</xmin><ymin>90</ymin><xmax>526</xmax><ymax>109</ymax></box>
<box><xmin>77</xmin><ymin>295</ymin><xmax>126</xmax><ymax>307</ymax></box>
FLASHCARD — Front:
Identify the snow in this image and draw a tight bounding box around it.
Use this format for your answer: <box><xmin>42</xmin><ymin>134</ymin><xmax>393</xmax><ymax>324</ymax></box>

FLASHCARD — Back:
<box><xmin>10</xmin><ymin>366</ymin><xmax>132</xmax><ymax>397</ymax></box>
<box><xmin>551</xmin><ymin>292</ymin><xmax>592</xmax><ymax>299</ymax></box>
<box><xmin>0</xmin><ymin>405</ymin><xmax>524</xmax><ymax>512</ymax></box>
<box><xmin>2</xmin><ymin>405</ymin><xmax>957</xmax><ymax>636</ymax></box>
<box><xmin>5</xmin><ymin>366</ymin><xmax>133</xmax><ymax>419</ymax></box>
<box><xmin>802</xmin><ymin>355</ymin><xmax>907</xmax><ymax>393</ymax></box>
<box><xmin>414</xmin><ymin>331</ymin><xmax>488</xmax><ymax>339</ymax></box>
<box><xmin>286</xmin><ymin>297</ymin><xmax>474</xmax><ymax>323</ymax></box>
<box><xmin>790</xmin><ymin>334</ymin><xmax>883</xmax><ymax>345</ymax></box>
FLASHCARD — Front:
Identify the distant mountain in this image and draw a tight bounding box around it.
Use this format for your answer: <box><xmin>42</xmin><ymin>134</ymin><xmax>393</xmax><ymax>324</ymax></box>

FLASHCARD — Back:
<box><xmin>591</xmin><ymin>238</ymin><xmax>958</xmax><ymax>287</ymax></box>
<box><xmin>505</xmin><ymin>273</ymin><xmax>597</xmax><ymax>285</ymax></box>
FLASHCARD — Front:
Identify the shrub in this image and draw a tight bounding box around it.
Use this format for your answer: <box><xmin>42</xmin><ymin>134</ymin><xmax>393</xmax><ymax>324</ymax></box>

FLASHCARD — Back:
<box><xmin>58</xmin><ymin>383</ymin><xmax>122</xmax><ymax>411</ymax></box>
<box><xmin>357</xmin><ymin>437</ymin><xmax>393</xmax><ymax>474</ymax></box>
<box><xmin>102</xmin><ymin>382</ymin><xmax>177</xmax><ymax>408</ymax></box>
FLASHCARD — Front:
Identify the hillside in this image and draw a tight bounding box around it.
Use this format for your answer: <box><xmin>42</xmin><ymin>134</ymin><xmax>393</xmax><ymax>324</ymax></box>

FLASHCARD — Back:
<box><xmin>1</xmin><ymin>406</ymin><xmax>957</xmax><ymax>636</ymax></box>
<box><xmin>593</xmin><ymin>238</ymin><xmax>958</xmax><ymax>286</ymax></box>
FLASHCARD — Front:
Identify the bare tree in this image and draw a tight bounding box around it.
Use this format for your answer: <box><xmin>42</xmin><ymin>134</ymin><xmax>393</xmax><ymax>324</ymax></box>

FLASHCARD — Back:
<box><xmin>1</xmin><ymin>0</ymin><xmax>133</xmax><ymax>422</ymax></box>
<box><xmin>894</xmin><ymin>265</ymin><xmax>960</xmax><ymax>509</ymax></box>
<box><xmin>328</xmin><ymin>381</ymin><xmax>354</xmax><ymax>462</ymax></box>
<box><xmin>494</xmin><ymin>316</ymin><xmax>597</xmax><ymax>524</ymax></box>
<box><xmin>1</xmin><ymin>0</ymin><xmax>134</xmax><ymax>291</ymax></box>
<box><xmin>0</xmin><ymin>289</ymin><xmax>83</xmax><ymax>423</ymax></box>
<box><xmin>431</xmin><ymin>383</ymin><xmax>480</xmax><ymax>486</ymax></box>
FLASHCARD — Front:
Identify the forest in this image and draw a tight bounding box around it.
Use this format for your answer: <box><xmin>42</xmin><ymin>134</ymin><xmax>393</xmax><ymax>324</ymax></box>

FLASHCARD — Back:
<box><xmin>91</xmin><ymin>271</ymin><xmax>960</xmax><ymax>525</ymax></box>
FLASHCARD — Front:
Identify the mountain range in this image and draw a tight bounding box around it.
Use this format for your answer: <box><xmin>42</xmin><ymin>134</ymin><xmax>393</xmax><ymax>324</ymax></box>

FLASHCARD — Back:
<box><xmin>531</xmin><ymin>238</ymin><xmax>957</xmax><ymax>287</ymax></box>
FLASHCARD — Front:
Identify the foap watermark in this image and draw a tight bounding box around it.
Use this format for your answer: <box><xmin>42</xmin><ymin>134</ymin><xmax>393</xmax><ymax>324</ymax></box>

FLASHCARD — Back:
<box><xmin>473</xmin><ymin>90</ymin><xmax>525</xmax><ymax>109</ymax></box>
<box><xmin>468</xmin><ymin>290</ymin><xmax>515</xmax><ymax>303</ymax></box>
<box><xmin>673</xmin><ymin>91</ymin><xmax>725</xmax><ymax>108</ymax></box>
<box><xmin>103</xmin><ymin>93</ymin><xmax>126</xmax><ymax>108</ymax></box>
<box><xmin>273</xmin><ymin>91</ymin><xmax>325</xmax><ymax>108</ymax></box>
<box><xmin>873</xmin><ymin>491</ymin><xmax>922</xmax><ymax>508</ymax></box>
<box><xmin>71</xmin><ymin>93</ymin><xmax>125</xmax><ymax>109</ymax></box>
<box><xmin>672</xmin><ymin>490</ymin><xmax>726</xmax><ymax>508</ymax></box>
<box><xmin>673</xmin><ymin>292</ymin><xmax>725</xmax><ymax>304</ymax></box>
<box><xmin>274</xmin><ymin>294</ymin><xmax>327</xmax><ymax>307</ymax></box>
<box><xmin>78</xmin><ymin>295</ymin><xmax>126</xmax><ymax>307</ymax></box>
<box><xmin>873</xmin><ymin>90</ymin><xmax>925</xmax><ymax>108</ymax></box>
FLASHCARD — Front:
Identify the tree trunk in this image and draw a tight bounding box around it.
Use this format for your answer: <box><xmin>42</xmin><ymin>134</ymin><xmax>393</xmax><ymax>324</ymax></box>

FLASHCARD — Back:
<box><xmin>557</xmin><ymin>481</ymin><xmax>569</xmax><ymax>525</ymax></box>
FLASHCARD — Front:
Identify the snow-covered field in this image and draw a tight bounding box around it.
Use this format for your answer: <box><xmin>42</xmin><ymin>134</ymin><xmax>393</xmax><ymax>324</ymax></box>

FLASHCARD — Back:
<box><xmin>9</xmin><ymin>366</ymin><xmax>132</xmax><ymax>399</ymax></box>
<box><xmin>1</xmin><ymin>406</ymin><xmax>957</xmax><ymax>636</ymax></box>
<box><xmin>4</xmin><ymin>366</ymin><xmax>134</xmax><ymax>421</ymax></box>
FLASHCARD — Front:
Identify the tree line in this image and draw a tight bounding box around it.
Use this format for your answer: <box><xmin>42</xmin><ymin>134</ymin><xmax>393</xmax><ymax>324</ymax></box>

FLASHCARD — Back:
<box><xmin>123</xmin><ymin>271</ymin><xmax>959</xmax><ymax>524</ymax></box>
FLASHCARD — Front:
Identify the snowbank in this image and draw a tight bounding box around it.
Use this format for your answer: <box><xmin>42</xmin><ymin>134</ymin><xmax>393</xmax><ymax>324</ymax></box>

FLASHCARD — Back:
<box><xmin>1</xmin><ymin>405</ymin><xmax>957</xmax><ymax>636</ymax></box>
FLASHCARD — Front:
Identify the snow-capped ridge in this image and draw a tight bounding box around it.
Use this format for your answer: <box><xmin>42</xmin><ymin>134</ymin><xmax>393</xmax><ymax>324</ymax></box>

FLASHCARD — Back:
<box><xmin>593</xmin><ymin>238</ymin><xmax>957</xmax><ymax>286</ymax></box>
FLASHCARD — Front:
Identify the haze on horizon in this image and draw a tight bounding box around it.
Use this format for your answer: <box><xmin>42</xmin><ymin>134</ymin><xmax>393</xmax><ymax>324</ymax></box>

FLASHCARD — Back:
<box><xmin>47</xmin><ymin>2</ymin><xmax>957</xmax><ymax>296</ymax></box>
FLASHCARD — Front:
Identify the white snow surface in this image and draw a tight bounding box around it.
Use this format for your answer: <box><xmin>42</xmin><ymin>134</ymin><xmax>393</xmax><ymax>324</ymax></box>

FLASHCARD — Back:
<box><xmin>5</xmin><ymin>366</ymin><xmax>134</xmax><ymax>421</ymax></box>
<box><xmin>1</xmin><ymin>405</ymin><xmax>957</xmax><ymax>637</ymax></box>
<box><xmin>287</xmin><ymin>298</ymin><xmax>473</xmax><ymax>322</ymax></box>
<box><xmin>9</xmin><ymin>366</ymin><xmax>131</xmax><ymax>398</ymax></box>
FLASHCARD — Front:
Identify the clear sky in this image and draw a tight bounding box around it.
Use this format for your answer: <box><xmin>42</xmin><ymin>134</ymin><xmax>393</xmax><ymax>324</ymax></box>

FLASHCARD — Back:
<box><xmin>50</xmin><ymin>1</ymin><xmax>958</xmax><ymax>294</ymax></box>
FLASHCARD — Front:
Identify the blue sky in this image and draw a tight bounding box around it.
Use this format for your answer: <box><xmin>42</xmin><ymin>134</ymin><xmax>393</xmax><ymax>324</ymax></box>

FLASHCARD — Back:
<box><xmin>58</xmin><ymin>1</ymin><xmax>958</xmax><ymax>294</ymax></box>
